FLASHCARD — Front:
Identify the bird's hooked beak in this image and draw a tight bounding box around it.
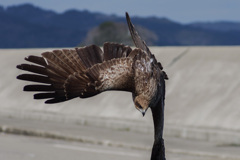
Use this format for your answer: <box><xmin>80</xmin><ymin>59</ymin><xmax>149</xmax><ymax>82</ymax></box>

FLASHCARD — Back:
<box><xmin>140</xmin><ymin>109</ymin><xmax>146</xmax><ymax>117</ymax></box>
<box><xmin>137</xmin><ymin>107</ymin><xmax>149</xmax><ymax>117</ymax></box>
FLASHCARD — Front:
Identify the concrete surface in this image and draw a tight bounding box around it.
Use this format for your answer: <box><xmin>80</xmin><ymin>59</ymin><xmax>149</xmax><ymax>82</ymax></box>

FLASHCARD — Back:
<box><xmin>0</xmin><ymin>134</ymin><xmax>149</xmax><ymax>160</ymax></box>
<box><xmin>0</xmin><ymin>46</ymin><xmax>240</xmax><ymax>143</ymax></box>
<box><xmin>1</xmin><ymin>115</ymin><xmax>240</xmax><ymax>160</ymax></box>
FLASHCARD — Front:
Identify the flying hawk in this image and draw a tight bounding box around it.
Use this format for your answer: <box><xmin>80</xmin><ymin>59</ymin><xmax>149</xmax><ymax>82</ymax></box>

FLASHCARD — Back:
<box><xmin>17</xmin><ymin>12</ymin><xmax>168</xmax><ymax>160</ymax></box>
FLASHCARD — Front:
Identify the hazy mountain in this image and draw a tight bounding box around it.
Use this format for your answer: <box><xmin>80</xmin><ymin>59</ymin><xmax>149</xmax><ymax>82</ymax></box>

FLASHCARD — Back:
<box><xmin>189</xmin><ymin>22</ymin><xmax>240</xmax><ymax>32</ymax></box>
<box><xmin>80</xmin><ymin>21</ymin><xmax>158</xmax><ymax>46</ymax></box>
<box><xmin>0</xmin><ymin>3</ymin><xmax>240</xmax><ymax>48</ymax></box>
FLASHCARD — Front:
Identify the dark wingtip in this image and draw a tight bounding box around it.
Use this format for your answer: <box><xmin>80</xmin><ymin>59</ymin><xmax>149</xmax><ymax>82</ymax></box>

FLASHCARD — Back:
<box><xmin>24</xmin><ymin>55</ymin><xmax>47</xmax><ymax>66</ymax></box>
<box><xmin>16</xmin><ymin>64</ymin><xmax>23</xmax><ymax>70</ymax></box>
<box><xmin>45</xmin><ymin>100</ymin><xmax>53</xmax><ymax>104</ymax></box>
<box><xmin>125</xmin><ymin>12</ymin><xmax>131</xmax><ymax>25</ymax></box>
<box><xmin>125</xmin><ymin>12</ymin><xmax>129</xmax><ymax>19</ymax></box>
<box><xmin>16</xmin><ymin>74</ymin><xmax>24</xmax><ymax>80</ymax></box>
<box><xmin>23</xmin><ymin>86</ymin><xmax>29</xmax><ymax>91</ymax></box>
<box><xmin>34</xmin><ymin>93</ymin><xmax>56</xmax><ymax>99</ymax></box>
<box><xmin>45</xmin><ymin>97</ymin><xmax>69</xmax><ymax>104</ymax></box>
<box><xmin>24</xmin><ymin>56</ymin><xmax>32</xmax><ymax>61</ymax></box>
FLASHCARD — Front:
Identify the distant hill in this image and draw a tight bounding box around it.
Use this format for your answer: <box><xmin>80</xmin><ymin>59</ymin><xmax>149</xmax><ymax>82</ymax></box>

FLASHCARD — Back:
<box><xmin>0</xmin><ymin>3</ymin><xmax>240</xmax><ymax>48</ymax></box>
<box><xmin>80</xmin><ymin>21</ymin><xmax>158</xmax><ymax>46</ymax></box>
<box><xmin>189</xmin><ymin>22</ymin><xmax>240</xmax><ymax>32</ymax></box>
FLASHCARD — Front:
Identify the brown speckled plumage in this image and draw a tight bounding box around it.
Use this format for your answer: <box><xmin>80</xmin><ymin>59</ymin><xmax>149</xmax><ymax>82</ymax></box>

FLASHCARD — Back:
<box><xmin>17</xmin><ymin>12</ymin><xmax>167</xmax><ymax>160</ymax></box>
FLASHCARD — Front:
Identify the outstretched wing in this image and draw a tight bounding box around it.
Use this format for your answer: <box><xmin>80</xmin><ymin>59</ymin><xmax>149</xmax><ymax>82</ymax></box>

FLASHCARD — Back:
<box><xmin>126</xmin><ymin>12</ymin><xmax>164</xmax><ymax>70</ymax></box>
<box><xmin>126</xmin><ymin>12</ymin><xmax>168</xmax><ymax>79</ymax></box>
<box><xmin>17</xmin><ymin>43</ymin><xmax>137</xmax><ymax>104</ymax></box>
<box><xmin>126</xmin><ymin>12</ymin><xmax>151</xmax><ymax>56</ymax></box>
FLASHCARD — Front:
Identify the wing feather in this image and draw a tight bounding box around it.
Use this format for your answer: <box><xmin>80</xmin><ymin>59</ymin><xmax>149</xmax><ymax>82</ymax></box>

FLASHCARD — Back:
<box><xmin>25</xmin><ymin>55</ymin><xmax>47</xmax><ymax>66</ymax></box>
<box><xmin>17</xmin><ymin>12</ymin><xmax>168</xmax><ymax>106</ymax></box>
<box><xmin>24</xmin><ymin>85</ymin><xmax>55</xmax><ymax>92</ymax></box>
<box><xmin>126</xmin><ymin>12</ymin><xmax>167</xmax><ymax>79</ymax></box>
<box><xmin>17</xmin><ymin>44</ymin><xmax>137</xmax><ymax>103</ymax></box>
<box><xmin>17</xmin><ymin>64</ymin><xmax>47</xmax><ymax>75</ymax></box>
<box><xmin>76</xmin><ymin>45</ymin><xmax>103</xmax><ymax>69</ymax></box>
<box><xmin>17</xmin><ymin>74</ymin><xmax>50</xmax><ymax>84</ymax></box>
<box><xmin>64</xmin><ymin>57</ymin><xmax>134</xmax><ymax>99</ymax></box>
<box><xmin>42</xmin><ymin>51</ymin><xmax>74</xmax><ymax>75</ymax></box>
<box><xmin>103</xmin><ymin>42</ymin><xmax>132</xmax><ymax>61</ymax></box>
<box><xmin>126</xmin><ymin>12</ymin><xmax>151</xmax><ymax>56</ymax></box>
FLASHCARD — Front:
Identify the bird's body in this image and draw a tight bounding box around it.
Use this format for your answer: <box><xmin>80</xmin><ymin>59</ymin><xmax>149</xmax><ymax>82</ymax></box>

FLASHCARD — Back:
<box><xmin>17</xmin><ymin>12</ymin><xmax>167</xmax><ymax>160</ymax></box>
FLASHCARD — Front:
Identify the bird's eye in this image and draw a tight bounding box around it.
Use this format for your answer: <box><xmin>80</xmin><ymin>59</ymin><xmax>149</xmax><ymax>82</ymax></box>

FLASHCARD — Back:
<box><xmin>136</xmin><ymin>102</ymin><xmax>143</xmax><ymax>109</ymax></box>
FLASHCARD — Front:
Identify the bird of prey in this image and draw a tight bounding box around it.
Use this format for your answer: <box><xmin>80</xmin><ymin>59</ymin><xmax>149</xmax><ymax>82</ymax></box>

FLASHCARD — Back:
<box><xmin>17</xmin><ymin>12</ymin><xmax>168</xmax><ymax>160</ymax></box>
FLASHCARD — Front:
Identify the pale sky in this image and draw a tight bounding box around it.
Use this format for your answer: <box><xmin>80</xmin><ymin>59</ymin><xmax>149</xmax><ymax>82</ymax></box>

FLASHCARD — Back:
<box><xmin>1</xmin><ymin>0</ymin><xmax>240</xmax><ymax>23</ymax></box>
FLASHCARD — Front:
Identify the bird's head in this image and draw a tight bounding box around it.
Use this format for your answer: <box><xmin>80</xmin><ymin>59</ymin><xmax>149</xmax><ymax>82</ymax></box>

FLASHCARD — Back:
<box><xmin>134</xmin><ymin>95</ymin><xmax>150</xmax><ymax>117</ymax></box>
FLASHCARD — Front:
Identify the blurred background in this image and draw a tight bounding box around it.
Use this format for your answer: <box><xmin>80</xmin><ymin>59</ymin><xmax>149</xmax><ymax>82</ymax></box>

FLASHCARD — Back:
<box><xmin>0</xmin><ymin>0</ymin><xmax>240</xmax><ymax>48</ymax></box>
<box><xmin>0</xmin><ymin>1</ymin><xmax>240</xmax><ymax>160</ymax></box>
